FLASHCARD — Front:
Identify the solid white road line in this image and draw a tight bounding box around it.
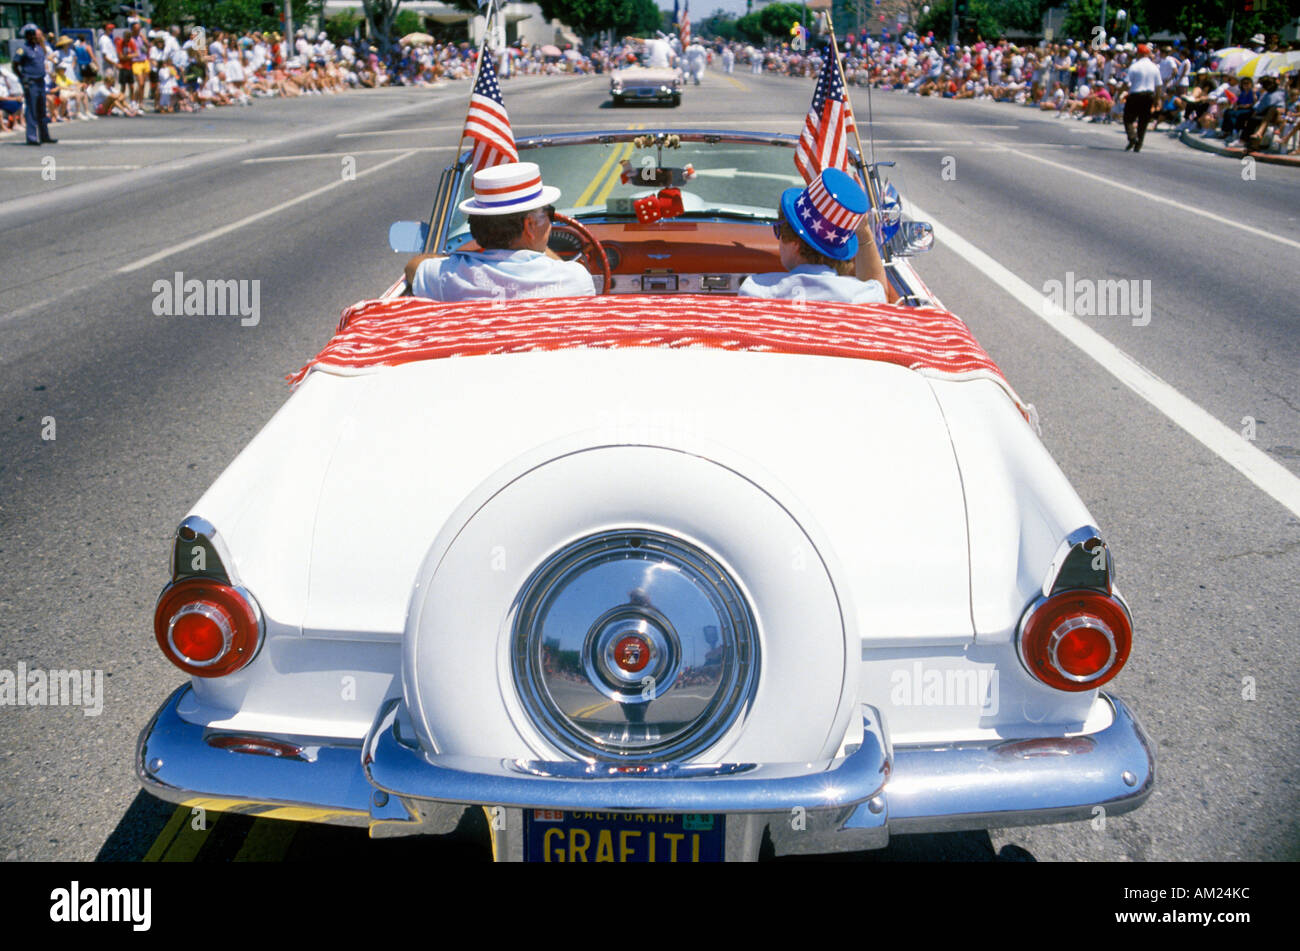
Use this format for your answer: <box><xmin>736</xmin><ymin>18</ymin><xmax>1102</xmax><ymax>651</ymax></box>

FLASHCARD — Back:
<box><xmin>242</xmin><ymin>145</ymin><xmax>456</xmax><ymax>163</ymax></box>
<box><xmin>118</xmin><ymin>150</ymin><xmax>418</xmax><ymax>273</ymax></box>
<box><xmin>48</xmin><ymin>137</ymin><xmax>248</xmax><ymax>145</ymax></box>
<box><xmin>910</xmin><ymin>199</ymin><xmax>1300</xmax><ymax>520</ymax></box>
<box><xmin>1003</xmin><ymin>147</ymin><xmax>1300</xmax><ymax>252</ymax></box>
<box><xmin>0</xmin><ymin>165</ymin><xmax>141</xmax><ymax>171</ymax></box>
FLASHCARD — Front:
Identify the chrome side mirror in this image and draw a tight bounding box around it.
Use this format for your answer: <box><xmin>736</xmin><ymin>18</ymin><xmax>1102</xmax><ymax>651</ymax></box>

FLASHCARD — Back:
<box><xmin>890</xmin><ymin>220</ymin><xmax>933</xmax><ymax>257</ymax></box>
<box><xmin>389</xmin><ymin>220</ymin><xmax>430</xmax><ymax>254</ymax></box>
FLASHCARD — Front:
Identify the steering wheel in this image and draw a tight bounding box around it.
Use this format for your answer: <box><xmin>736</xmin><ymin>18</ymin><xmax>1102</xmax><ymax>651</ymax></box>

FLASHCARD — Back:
<box><xmin>552</xmin><ymin>213</ymin><xmax>612</xmax><ymax>295</ymax></box>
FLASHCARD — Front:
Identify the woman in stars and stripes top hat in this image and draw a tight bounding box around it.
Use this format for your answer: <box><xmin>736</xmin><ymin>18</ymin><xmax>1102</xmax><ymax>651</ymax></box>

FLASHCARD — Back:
<box><xmin>739</xmin><ymin>168</ymin><xmax>896</xmax><ymax>305</ymax></box>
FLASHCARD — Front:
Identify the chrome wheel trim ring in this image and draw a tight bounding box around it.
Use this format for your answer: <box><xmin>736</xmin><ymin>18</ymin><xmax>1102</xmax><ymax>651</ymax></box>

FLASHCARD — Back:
<box><xmin>510</xmin><ymin>530</ymin><xmax>759</xmax><ymax>762</ymax></box>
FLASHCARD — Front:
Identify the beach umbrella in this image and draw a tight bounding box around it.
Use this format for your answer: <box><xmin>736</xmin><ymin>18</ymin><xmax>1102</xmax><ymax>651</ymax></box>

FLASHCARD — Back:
<box><xmin>540</xmin><ymin>44</ymin><xmax>561</xmax><ymax>57</ymax></box>
<box><xmin>1212</xmin><ymin>47</ymin><xmax>1254</xmax><ymax>72</ymax></box>
<box><xmin>401</xmin><ymin>32</ymin><xmax>434</xmax><ymax>46</ymax></box>
<box><xmin>1237</xmin><ymin>52</ymin><xmax>1285</xmax><ymax>78</ymax></box>
<box><xmin>1272</xmin><ymin>50</ymin><xmax>1300</xmax><ymax>74</ymax></box>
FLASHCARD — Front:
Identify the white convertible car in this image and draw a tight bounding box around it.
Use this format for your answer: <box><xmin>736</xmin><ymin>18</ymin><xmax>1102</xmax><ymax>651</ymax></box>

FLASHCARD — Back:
<box><xmin>610</xmin><ymin>65</ymin><xmax>682</xmax><ymax>105</ymax></box>
<box><xmin>137</xmin><ymin>129</ymin><xmax>1154</xmax><ymax>861</ymax></box>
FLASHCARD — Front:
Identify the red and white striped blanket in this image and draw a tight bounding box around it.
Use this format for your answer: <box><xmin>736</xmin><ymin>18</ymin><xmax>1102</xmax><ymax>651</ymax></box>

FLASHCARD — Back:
<box><xmin>287</xmin><ymin>295</ymin><xmax>1028</xmax><ymax>418</ymax></box>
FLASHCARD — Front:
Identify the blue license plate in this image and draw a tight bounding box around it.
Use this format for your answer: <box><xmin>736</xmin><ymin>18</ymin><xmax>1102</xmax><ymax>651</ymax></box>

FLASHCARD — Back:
<box><xmin>525</xmin><ymin>810</ymin><xmax>725</xmax><ymax>862</ymax></box>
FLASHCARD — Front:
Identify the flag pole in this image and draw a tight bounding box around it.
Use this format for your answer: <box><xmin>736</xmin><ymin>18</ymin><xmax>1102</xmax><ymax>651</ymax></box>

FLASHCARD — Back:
<box><xmin>822</xmin><ymin>10</ymin><xmax>880</xmax><ymax>212</ymax></box>
<box><xmin>433</xmin><ymin>1</ymin><xmax>500</xmax><ymax>253</ymax></box>
<box><xmin>458</xmin><ymin>0</ymin><xmax>500</xmax><ymax>166</ymax></box>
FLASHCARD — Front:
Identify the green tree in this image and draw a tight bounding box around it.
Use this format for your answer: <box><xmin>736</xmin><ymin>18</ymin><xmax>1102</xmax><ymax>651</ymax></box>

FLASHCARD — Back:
<box><xmin>701</xmin><ymin>9</ymin><xmax>739</xmax><ymax>41</ymax></box>
<box><xmin>758</xmin><ymin>2</ymin><xmax>807</xmax><ymax>42</ymax></box>
<box><xmin>1060</xmin><ymin>0</ymin><xmax>1151</xmax><ymax>44</ymax></box>
<box><xmin>536</xmin><ymin>0</ymin><xmax>618</xmax><ymax>39</ymax></box>
<box><xmin>735</xmin><ymin>12</ymin><xmax>764</xmax><ymax>43</ymax></box>
<box><xmin>357</xmin><ymin>0</ymin><xmax>406</xmax><ymax>51</ymax></box>
<box><xmin>915</xmin><ymin>0</ymin><xmax>1053</xmax><ymax>43</ymax></box>
<box><xmin>393</xmin><ymin>9</ymin><xmax>423</xmax><ymax>36</ymax></box>
<box><xmin>1143</xmin><ymin>0</ymin><xmax>1292</xmax><ymax>47</ymax></box>
<box><xmin>325</xmin><ymin>10</ymin><xmax>364</xmax><ymax>44</ymax></box>
<box><xmin>614</xmin><ymin>0</ymin><xmax>664</xmax><ymax>35</ymax></box>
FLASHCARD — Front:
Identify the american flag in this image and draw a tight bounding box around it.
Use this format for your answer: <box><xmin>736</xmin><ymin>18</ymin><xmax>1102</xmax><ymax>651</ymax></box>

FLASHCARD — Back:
<box><xmin>461</xmin><ymin>50</ymin><xmax>518</xmax><ymax>173</ymax></box>
<box><xmin>794</xmin><ymin>44</ymin><xmax>858</xmax><ymax>185</ymax></box>
<box><xmin>681</xmin><ymin>1</ymin><xmax>691</xmax><ymax>46</ymax></box>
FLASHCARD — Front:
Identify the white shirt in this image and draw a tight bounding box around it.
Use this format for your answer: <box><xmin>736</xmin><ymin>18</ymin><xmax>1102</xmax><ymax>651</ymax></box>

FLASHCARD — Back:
<box><xmin>412</xmin><ymin>249</ymin><xmax>596</xmax><ymax>302</ymax></box>
<box><xmin>1127</xmin><ymin>57</ymin><xmax>1161</xmax><ymax>94</ymax></box>
<box><xmin>738</xmin><ymin>265</ymin><xmax>886</xmax><ymax>305</ymax></box>
<box><xmin>643</xmin><ymin>39</ymin><xmax>673</xmax><ymax>69</ymax></box>
<box><xmin>99</xmin><ymin>33</ymin><xmax>118</xmax><ymax>65</ymax></box>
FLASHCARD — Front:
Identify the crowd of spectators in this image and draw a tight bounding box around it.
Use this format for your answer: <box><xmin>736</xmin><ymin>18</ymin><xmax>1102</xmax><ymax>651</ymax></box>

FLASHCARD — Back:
<box><xmin>5</xmin><ymin>21</ymin><xmax>1296</xmax><ymax>155</ymax></box>
<box><xmin>0</xmin><ymin>16</ymin><xmax>615</xmax><ymax>134</ymax></box>
<box><xmin>704</xmin><ymin>32</ymin><xmax>1299</xmax><ymax>156</ymax></box>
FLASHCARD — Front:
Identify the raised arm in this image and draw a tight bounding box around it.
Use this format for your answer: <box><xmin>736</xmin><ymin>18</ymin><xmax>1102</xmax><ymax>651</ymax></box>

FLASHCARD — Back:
<box><xmin>855</xmin><ymin>214</ymin><xmax>899</xmax><ymax>303</ymax></box>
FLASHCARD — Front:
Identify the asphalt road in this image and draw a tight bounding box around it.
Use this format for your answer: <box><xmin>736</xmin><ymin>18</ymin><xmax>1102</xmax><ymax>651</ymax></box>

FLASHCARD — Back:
<box><xmin>0</xmin><ymin>66</ymin><xmax>1296</xmax><ymax>863</ymax></box>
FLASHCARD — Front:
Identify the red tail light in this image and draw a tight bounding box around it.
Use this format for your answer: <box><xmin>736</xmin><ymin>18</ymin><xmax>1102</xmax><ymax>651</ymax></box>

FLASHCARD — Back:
<box><xmin>1018</xmin><ymin>590</ymin><xmax>1131</xmax><ymax>692</ymax></box>
<box><xmin>154</xmin><ymin>579</ymin><xmax>261</xmax><ymax>677</ymax></box>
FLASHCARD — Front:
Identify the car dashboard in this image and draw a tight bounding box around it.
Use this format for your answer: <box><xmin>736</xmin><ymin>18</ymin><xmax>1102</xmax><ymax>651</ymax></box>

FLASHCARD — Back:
<box><xmin>450</xmin><ymin>218</ymin><xmax>784</xmax><ymax>295</ymax></box>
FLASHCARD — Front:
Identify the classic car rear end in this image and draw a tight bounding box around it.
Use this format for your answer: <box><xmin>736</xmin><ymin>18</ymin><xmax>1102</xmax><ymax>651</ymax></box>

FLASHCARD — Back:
<box><xmin>610</xmin><ymin>66</ymin><xmax>682</xmax><ymax>105</ymax></box>
<box><xmin>137</xmin><ymin>295</ymin><xmax>1153</xmax><ymax>861</ymax></box>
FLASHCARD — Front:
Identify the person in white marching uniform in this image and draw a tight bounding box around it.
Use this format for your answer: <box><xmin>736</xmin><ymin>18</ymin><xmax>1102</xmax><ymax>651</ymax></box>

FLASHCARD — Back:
<box><xmin>684</xmin><ymin>42</ymin><xmax>707</xmax><ymax>84</ymax></box>
<box><xmin>739</xmin><ymin>168</ymin><xmax>892</xmax><ymax>305</ymax></box>
<box><xmin>405</xmin><ymin>162</ymin><xmax>595</xmax><ymax>302</ymax></box>
<box><xmin>721</xmin><ymin>46</ymin><xmax>734</xmax><ymax>73</ymax></box>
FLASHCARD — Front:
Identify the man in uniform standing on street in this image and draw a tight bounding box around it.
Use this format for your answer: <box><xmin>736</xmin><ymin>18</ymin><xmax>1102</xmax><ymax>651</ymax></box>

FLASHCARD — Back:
<box><xmin>12</xmin><ymin>24</ymin><xmax>55</xmax><ymax>146</ymax></box>
<box><xmin>1123</xmin><ymin>44</ymin><xmax>1161</xmax><ymax>153</ymax></box>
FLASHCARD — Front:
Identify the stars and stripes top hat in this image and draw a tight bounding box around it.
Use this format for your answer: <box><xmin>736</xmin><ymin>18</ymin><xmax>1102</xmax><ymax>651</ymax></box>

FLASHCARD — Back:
<box><xmin>780</xmin><ymin>167</ymin><xmax>868</xmax><ymax>261</ymax></box>
<box><xmin>457</xmin><ymin>161</ymin><xmax>561</xmax><ymax>217</ymax></box>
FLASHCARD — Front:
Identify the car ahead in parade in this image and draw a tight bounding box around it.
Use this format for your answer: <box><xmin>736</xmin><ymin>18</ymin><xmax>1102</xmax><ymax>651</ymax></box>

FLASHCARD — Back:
<box><xmin>609</xmin><ymin>64</ymin><xmax>682</xmax><ymax>105</ymax></box>
<box><xmin>136</xmin><ymin>128</ymin><xmax>1154</xmax><ymax>861</ymax></box>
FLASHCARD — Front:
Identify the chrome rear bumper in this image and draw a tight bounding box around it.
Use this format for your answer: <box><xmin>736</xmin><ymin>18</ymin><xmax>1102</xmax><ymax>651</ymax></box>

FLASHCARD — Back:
<box><xmin>137</xmin><ymin>687</ymin><xmax>1153</xmax><ymax>857</ymax></box>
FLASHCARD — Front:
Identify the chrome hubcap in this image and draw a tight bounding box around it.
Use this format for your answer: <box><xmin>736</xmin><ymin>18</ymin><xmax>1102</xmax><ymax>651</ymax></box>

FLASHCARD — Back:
<box><xmin>510</xmin><ymin>531</ymin><xmax>759</xmax><ymax>761</ymax></box>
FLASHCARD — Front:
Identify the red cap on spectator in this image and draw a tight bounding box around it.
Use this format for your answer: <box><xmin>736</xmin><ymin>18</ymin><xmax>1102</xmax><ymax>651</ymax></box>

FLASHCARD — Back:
<box><xmin>1137</xmin><ymin>44</ymin><xmax>1150</xmax><ymax>56</ymax></box>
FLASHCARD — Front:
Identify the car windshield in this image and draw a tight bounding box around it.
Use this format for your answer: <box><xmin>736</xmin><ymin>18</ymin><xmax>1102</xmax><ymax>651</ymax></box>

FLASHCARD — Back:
<box><xmin>442</xmin><ymin>136</ymin><xmax>814</xmax><ymax>250</ymax></box>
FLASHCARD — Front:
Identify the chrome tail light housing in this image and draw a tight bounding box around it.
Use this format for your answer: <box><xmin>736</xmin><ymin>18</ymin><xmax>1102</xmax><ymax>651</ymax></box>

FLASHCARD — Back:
<box><xmin>1018</xmin><ymin>589</ymin><xmax>1132</xmax><ymax>692</ymax></box>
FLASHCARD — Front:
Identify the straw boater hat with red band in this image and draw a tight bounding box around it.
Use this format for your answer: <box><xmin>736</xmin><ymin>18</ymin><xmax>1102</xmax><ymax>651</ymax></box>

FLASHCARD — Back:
<box><xmin>457</xmin><ymin>161</ymin><xmax>561</xmax><ymax>217</ymax></box>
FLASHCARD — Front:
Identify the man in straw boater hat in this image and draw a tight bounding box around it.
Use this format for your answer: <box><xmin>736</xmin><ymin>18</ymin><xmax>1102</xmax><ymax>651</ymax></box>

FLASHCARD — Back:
<box><xmin>739</xmin><ymin>168</ymin><xmax>894</xmax><ymax>304</ymax></box>
<box><xmin>405</xmin><ymin>161</ymin><xmax>596</xmax><ymax>301</ymax></box>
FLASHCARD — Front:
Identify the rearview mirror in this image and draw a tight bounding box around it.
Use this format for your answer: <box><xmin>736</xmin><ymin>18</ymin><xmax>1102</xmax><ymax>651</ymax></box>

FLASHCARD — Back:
<box><xmin>389</xmin><ymin>220</ymin><xmax>430</xmax><ymax>254</ymax></box>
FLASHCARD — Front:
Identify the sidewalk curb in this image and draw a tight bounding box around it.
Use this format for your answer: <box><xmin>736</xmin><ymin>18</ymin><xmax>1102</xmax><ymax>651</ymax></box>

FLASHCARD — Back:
<box><xmin>1178</xmin><ymin>128</ymin><xmax>1300</xmax><ymax>167</ymax></box>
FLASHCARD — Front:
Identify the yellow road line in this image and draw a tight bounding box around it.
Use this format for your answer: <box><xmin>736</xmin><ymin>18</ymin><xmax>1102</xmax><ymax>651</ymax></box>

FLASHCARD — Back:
<box><xmin>570</xmin><ymin>698</ymin><xmax>617</xmax><ymax>718</ymax></box>
<box><xmin>233</xmin><ymin>818</ymin><xmax>300</xmax><ymax>862</ymax></box>
<box><xmin>574</xmin><ymin>124</ymin><xmax>641</xmax><ymax>207</ymax></box>
<box><xmin>575</xmin><ymin>135</ymin><xmax>627</xmax><ymax>207</ymax></box>
<box><xmin>723</xmin><ymin>76</ymin><xmax>748</xmax><ymax>91</ymax></box>
<box><xmin>593</xmin><ymin>142</ymin><xmax>635</xmax><ymax>206</ymax></box>
<box><xmin>143</xmin><ymin>803</ymin><xmax>222</xmax><ymax>862</ymax></box>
